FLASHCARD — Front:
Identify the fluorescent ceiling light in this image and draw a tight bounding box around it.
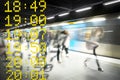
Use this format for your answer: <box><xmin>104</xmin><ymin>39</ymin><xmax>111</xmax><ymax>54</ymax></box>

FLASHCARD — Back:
<box><xmin>58</xmin><ymin>12</ymin><xmax>69</xmax><ymax>17</ymax></box>
<box><xmin>87</xmin><ymin>17</ymin><xmax>106</xmax><ymax>22</ymax></box>
<box><xmin>49</xmin><ymin>22</ymin><xmax>69</xmax><ymax>27</ymax></box>
<box><xmin>47</xmin><ymin>16</ymin><xmax>54</xmax><ymax>20</ymax></box>
<box><xmin>104</xmin><ymin>30</ymin><xmax>114</xmax><ymax>33</ymax></box>
<box><xmin>118</xmin><ymin>16</ymin><xmax>120</xmax><ymax>19</ymax></box>
<box><xmin>104</xmin><ymin>0</ymin><xmax>120</xmax><ymax>5</ymax></box>
<box><xmin>75</xmin><ymin>7</ymin><xmax>92</xmax><ymax>12</ymax></box>
<box><xmin>74</xmin><ymin>21</ymin><xmax>85</xmax><ymax>24</ymax></box>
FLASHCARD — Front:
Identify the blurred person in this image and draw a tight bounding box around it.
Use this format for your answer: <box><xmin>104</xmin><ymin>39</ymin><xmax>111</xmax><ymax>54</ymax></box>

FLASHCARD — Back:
<box><xmin>84</xmin><ymin>27</ymin><xmax>104</xmax><ymax>72</ymax></box>
<box><xmin>61</xmin><ymin>30</ymin><xmax>70</xmax><ymax>57</ymax></box>
<box><xmin>49</xmin><ymin>30</ymin><xmax>61</xmax><ymax>62</ymax></box>
<box><xmin>22</xmin><ymin>31</ymin><xmax>27</xmax><ymax>42</ymax></box>
<box><xmin>57</xmin><ymin>30</ymin><xmax>70</xmax><ymax>63</ymax></box>
<box><xmin>19</xmin><ymin>30</ymin><xmax>22</xmax><ymax>43</ymax></box>
<box><xmin>38</xmin><ymin>28</ymin><xmax>48</xmax><ymax>56</ymax></box>
<box><xmin>37</xmin><ymin>28</ymin><xmax>54</xmax><ymax>72</ymax></box>
<box><xmin>37</xmin><ymin>27</ymin><xmax>48</xmax><ymax>69</ymax></box>
<box><xmin>0</xmin><ymin>35</ymin><xmax>7</xmax><ymax>60</ymax></box>
<box><xmin>26</xmin><ymin>32</ymin><xmax>30</xmax><ymax>49</ymax></box>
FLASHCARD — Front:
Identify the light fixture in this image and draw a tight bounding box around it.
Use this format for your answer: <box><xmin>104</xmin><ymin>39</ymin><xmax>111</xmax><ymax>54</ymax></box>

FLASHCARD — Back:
<box><xmin>87</xmin><ymin>17</ymin><xmax>106</xmax><ymax>22</ymax></box>
<box><xmin>74</xmin><ymin>21</ymin><xmax>85</xmax><ymax>24</ymax></box>
<box><xmin>58</xmin><ymin>12</ymin><xmax>69</xmax><ymax>17</ymax></box>
<box><xmin>103</xmin><ymin>0</ymin><xmax>120</xmax><ymax>6</ymax></box>
<box><xmin>48</xmin><ymin>22</ymin><xmax>69</xmax><ymax>27</ymax></box>
<box><xmin>118</xmin><ymin>16</ymin><xmax>120</xmax><ymax>19</ymax></box>
<box><xmin>47</xmin><ymin>16</ymin><xmax>54</xmax><ymax>20</ymax></box>
<box><xmin>75</xmin><ymin>7</ymin><xmax>92</xmax><ymax>12</ymax></box>
<box><xmin>104</xmin><ymin>30</ymin><xmax>114</xmax><ymax>33</ymax></box>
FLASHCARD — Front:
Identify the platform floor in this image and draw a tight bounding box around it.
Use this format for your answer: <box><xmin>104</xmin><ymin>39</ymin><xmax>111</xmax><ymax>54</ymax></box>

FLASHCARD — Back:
<box><xmin>0</xmin><ymin>40</ymin><xmax>120</xmax><ymax>80</ymax></box>
<box><xmin>0</xmin><ymin>50</ymin><xmax>120</xmax><ymax>80</ymax></box>
<box><xmin>47</xmin><ymin>50</ymin><xmax>120</xmax><ymax>80</ymax></box>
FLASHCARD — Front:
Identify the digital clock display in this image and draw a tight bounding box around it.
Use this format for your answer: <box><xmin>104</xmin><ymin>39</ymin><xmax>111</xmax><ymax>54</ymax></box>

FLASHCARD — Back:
<box><xmin>4</xmin><ymin>0</ymin><xmax>47</xmax><ymax>80</ymax></box>
<box><xmin>4</xmin><ymin>0</ymin><xmax>46</xmax><ymax>27</ymax></box>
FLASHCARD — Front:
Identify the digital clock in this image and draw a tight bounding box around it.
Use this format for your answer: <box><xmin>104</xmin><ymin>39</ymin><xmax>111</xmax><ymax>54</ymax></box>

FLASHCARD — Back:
<box><xmin>4</xmin><ymin>0</ymin><xmax>47</xmax><ymax>80</ymax></box>
<box><xmin>4</xmin><ymin>0</ymin><xmax>46</xmax><ymax>27</ymax></box>
<box><xmin>4</xmin><ymin>0</ymin><xmax>46</xmax><ymax>13</ymax></box>
<box><xmin>5</xmin><ymin>14</ymin><xmax>46</xmax><ymax>27</ymax></box>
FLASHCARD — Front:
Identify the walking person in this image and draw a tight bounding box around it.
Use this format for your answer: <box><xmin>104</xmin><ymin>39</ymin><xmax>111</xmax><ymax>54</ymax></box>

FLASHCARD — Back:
<box><xmin>84</xmin><ymin>28</ymin><xmax>104</xmax><ymax>72</ymax></box>
<box><xmin>57</xmin><ymin>30</ymin><xmax>70</xmax><ymax>63</ymax></box>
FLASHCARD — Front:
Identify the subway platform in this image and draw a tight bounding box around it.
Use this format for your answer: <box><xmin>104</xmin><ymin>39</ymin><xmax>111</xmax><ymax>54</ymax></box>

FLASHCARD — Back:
<box><xmin>47</xmin><ymin>50</ymin><xmax>120</xmax><ymax>80</ymax></box>
<box><xmin>0</xmin><ymin>40</ymin><xmax>120</xmax><ymax>80</ymax></box>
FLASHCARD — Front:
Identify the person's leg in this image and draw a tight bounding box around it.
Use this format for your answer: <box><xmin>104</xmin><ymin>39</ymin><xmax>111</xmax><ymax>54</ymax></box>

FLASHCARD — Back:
<box><xmin>62</xmin><ymin>45</ymin><xmax>64</xmax><ymax>50</ymax></box>
<box><xmin>59</xmin><ymin>44</ymin><xmax>64</xmax><ymax>57</ymax></box>
<box><xmin>93</xmin><ymin>45</ymin><xmax>103</xmax><ymax>71</ymax></box>
<box><xmin>65</xmin><ymin>47</ymin><xmax>68</xmax><ymax>54</ymax></box>
<box><xmin>61</xmin><ymin>45</ymin><xmax>65</xmax><ymax>53</ymax></box>
<box><xmin>57</xmin><ymin>45</ymin><xmax>60</xmax><ymax>63</ymax></box>
<box><xmin>62</xmin><ymin>45</ymin><xmax>68</xmax><ymax>54</ymax></box>
<box><xmin>84</xmin><ymin>58</ymin><xmax>90</xmax><ymax>67</ymax></box>
<box><xmin>0</xmin><ymin>50</ymin><xmax>7</xmax><ymax>62</ymax></box>
<box><xmin>64</xmin><ymin>45</ymin><xmax>69</xmax><ymax>57</ymax></box>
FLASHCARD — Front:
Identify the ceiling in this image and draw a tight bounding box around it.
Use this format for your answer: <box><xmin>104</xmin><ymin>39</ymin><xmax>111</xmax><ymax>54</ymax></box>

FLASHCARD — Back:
<box><xmin>0</xmin><ymin>0</ymin><xmax>120</xmax><ymax>30</ymax></box>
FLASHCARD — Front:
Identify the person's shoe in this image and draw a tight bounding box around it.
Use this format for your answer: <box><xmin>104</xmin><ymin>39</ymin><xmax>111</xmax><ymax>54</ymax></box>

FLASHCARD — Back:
<box><xmin>66</xmin><ymin>54</ymin><xmax>69</xmax><ymax>57</ymax></box>
<box><xmin>98</xmin><ymin>68</ymin><xmax>103</xmax><ymax>72</ymax></box>
<box><xmin>58</xmin><ymin>61</ymin><xmax>61</xmax><ymax>63</ymax></box>
<box><xmin>58</xmin><ymin>60</ymin><xmax>62</xmax><ymax>63</ymax></box>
